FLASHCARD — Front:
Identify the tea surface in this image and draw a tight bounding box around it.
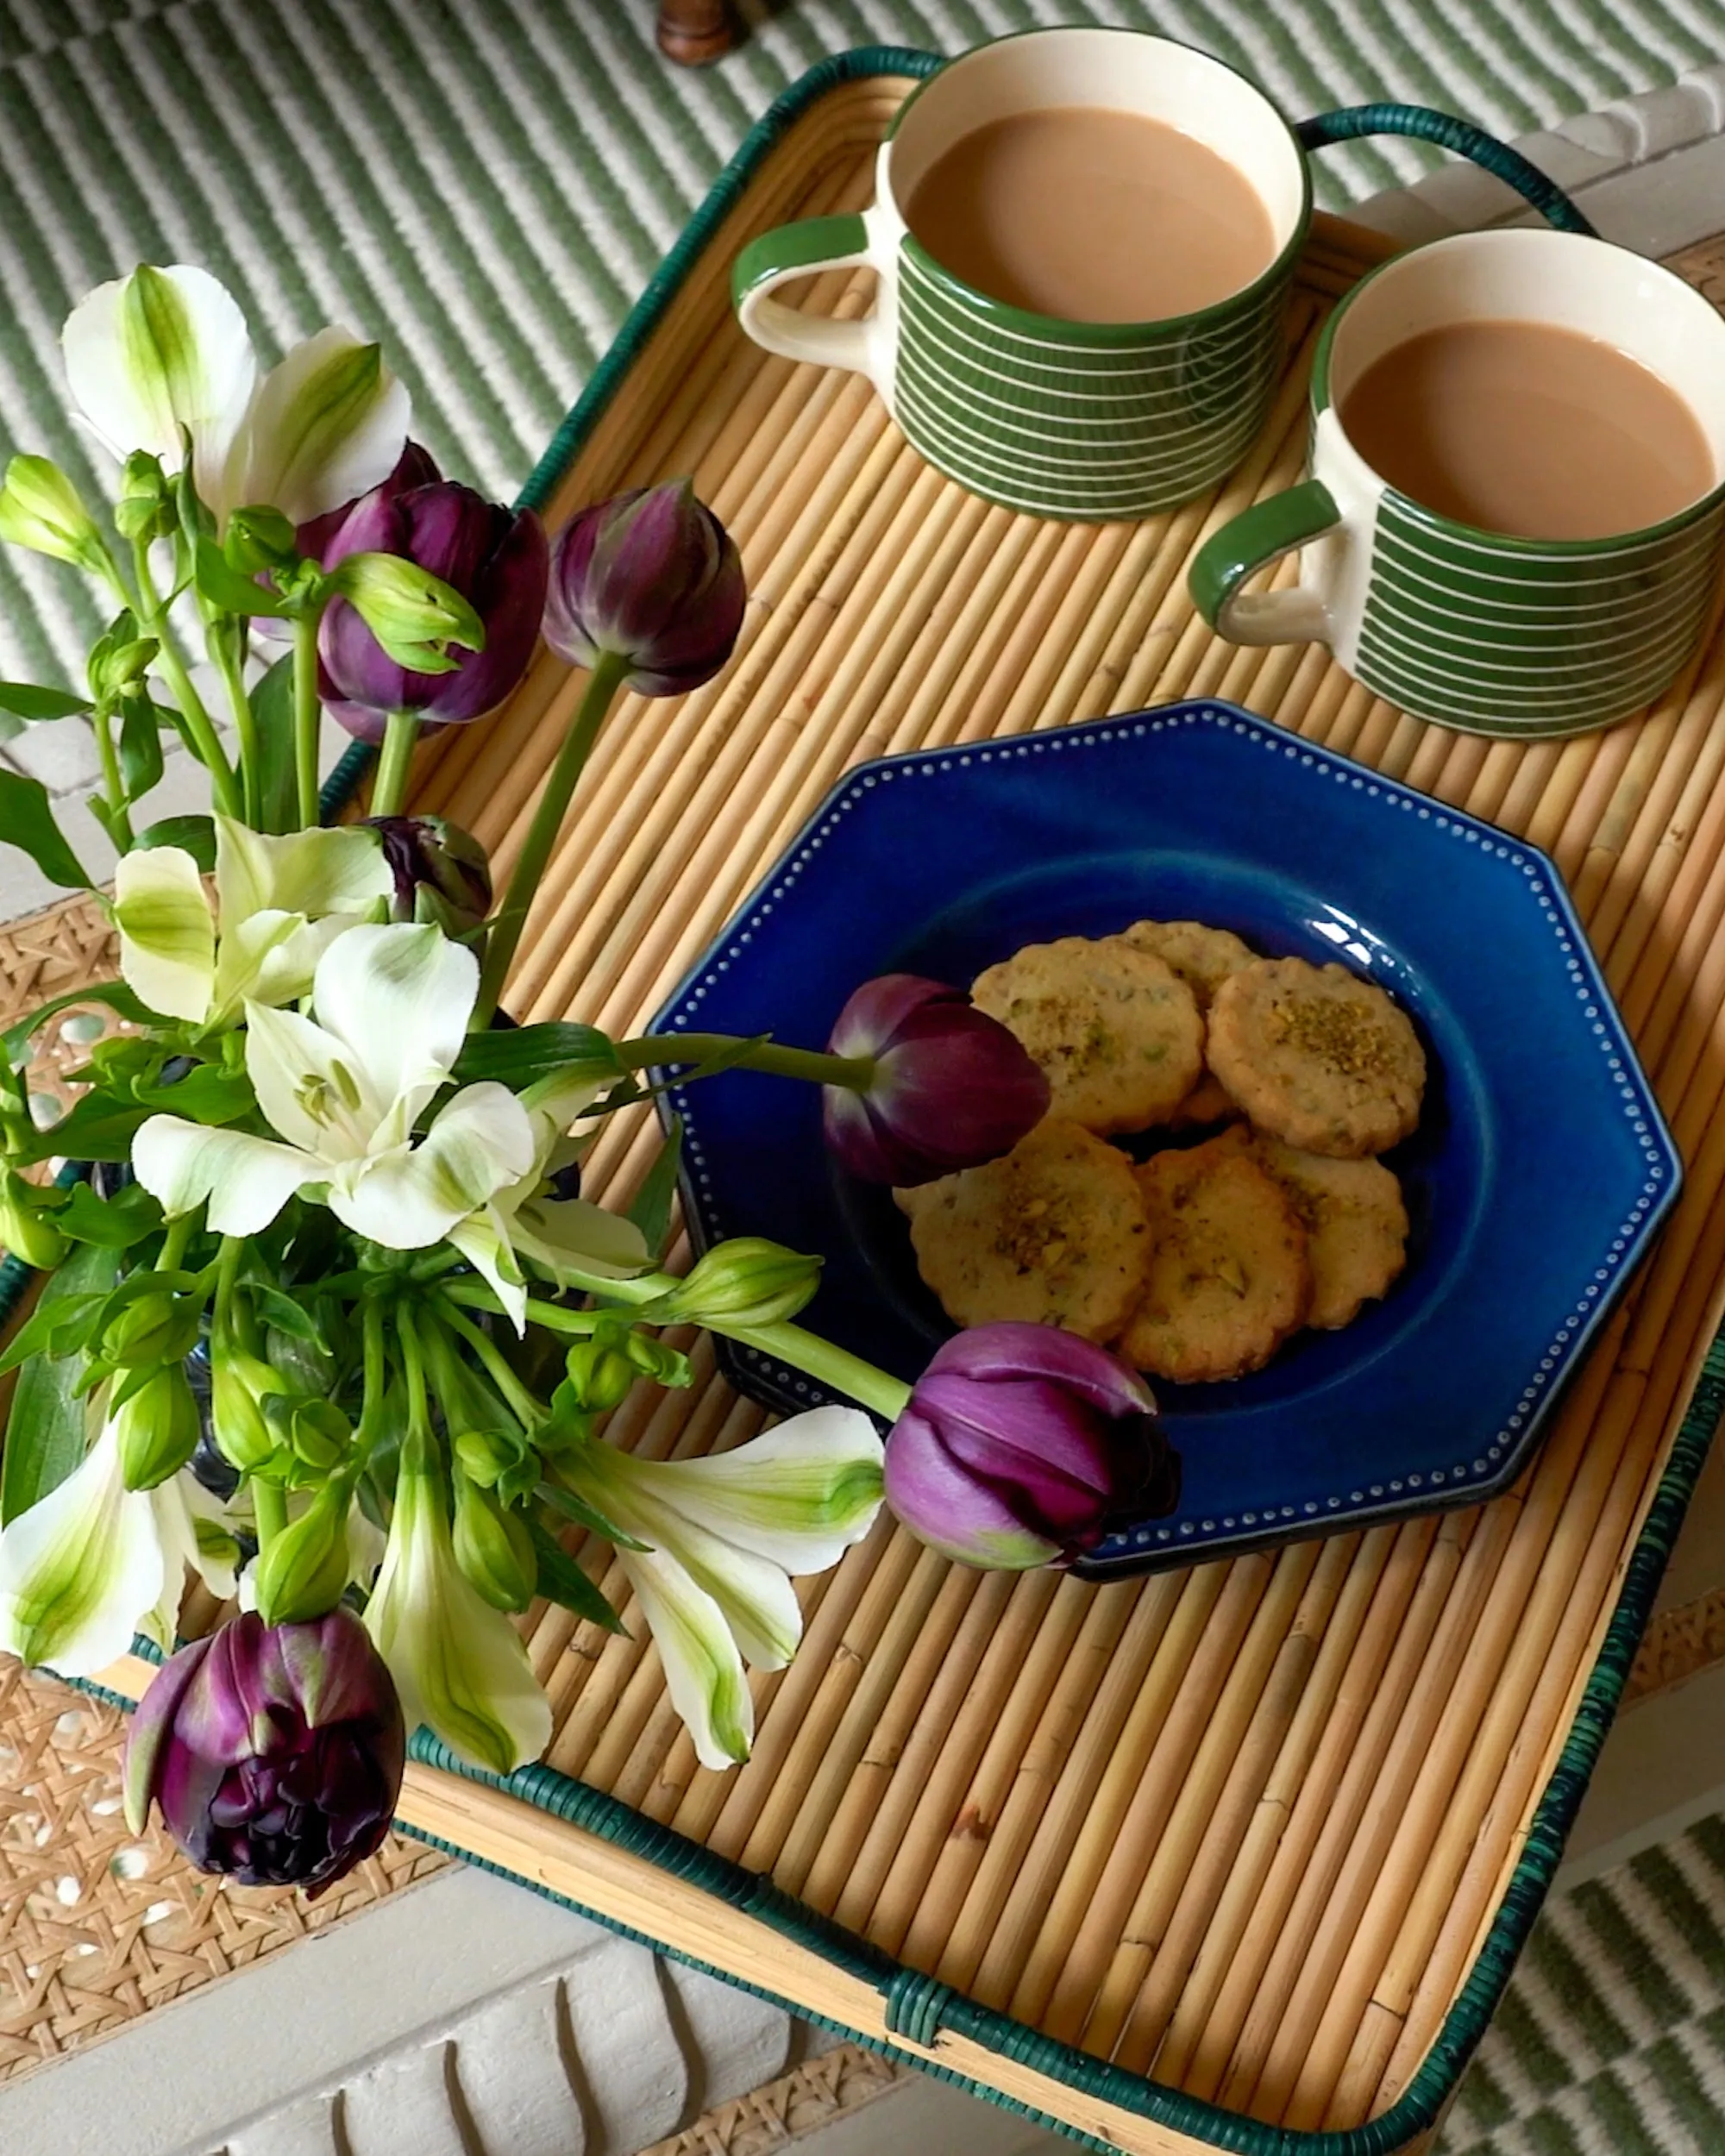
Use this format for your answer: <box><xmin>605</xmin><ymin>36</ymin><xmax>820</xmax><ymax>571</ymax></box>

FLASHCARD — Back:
<box><xmin>1338</xmin><ymin>319</ymin><xmax>1714</xmax><ymax>540</ymax></box>
<box><xmin>902</xmin><ymin>108</ymin><xmax>1276</xmax><ymax>323</ymax></box>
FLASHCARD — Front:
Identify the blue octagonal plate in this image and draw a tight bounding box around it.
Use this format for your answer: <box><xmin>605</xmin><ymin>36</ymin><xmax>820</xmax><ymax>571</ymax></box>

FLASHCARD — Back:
<box><xmin>650</xmin><ymin>702</ymin><xmax>1680</xmax><ymax>1580</ymax></box>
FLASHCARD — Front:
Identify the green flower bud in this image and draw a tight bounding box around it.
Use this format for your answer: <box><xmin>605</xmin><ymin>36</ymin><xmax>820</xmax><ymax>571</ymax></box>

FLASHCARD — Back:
<box><xmin>644</xmin><ymin>1238</ymin><xmax>822</xmax><ymax>1331</ymax></box>
<box><xmin>106</xmin><ymin>1292</ymin><xmax>198</xmax><ymax>1368</ymax></box>
<box><xmin>324</xmin><ymin>550</ymin><xmax>486</xmax><ymax>676</ymax></box>
<box><xmin>452</xmin><ymin>1475</ymin><xmax>536</xmax><ymax>1614</ymax></box>
<box><xmin>210</xmin><ymin>1343</ymin><xmax>285</xmax><ymax>1473</ymax></box>
<box><xmin>285</xmin><ymin>1400</ymin><xmax>348</xmax><ymax>1475</ymax></box>
<box><xmin>254</xmin><ymin>1481</ymin><xmax>354</xmax><ymax>1626</ymax></box>
<box><xmin>0</xmin><ymin>454</ymin><xmax>108</xmax><ymax>573</ymax></box>
<box><xmin>87</xmin><ymin>624</ymin><xmax>159</xmax><ymax>704</ymax></box>
<box><xmin>624</xmin><ymin>1333</ymin><xmax>691</xmax><ymax>1389</ymax></box>
<box><xmin>0</xmin><ymin>1169</ymin><xmax>67</xmax><ymax>1270</ymax></box>
<box><xmin>453</xmin><ymin>1426</ymin><xmax>523</xmax><ymax>1490</ymax></box>
<box><xmin>115</xmin><ymin>1364</ymin><xmax>200</xmax><ymax>1490</ymax></box>
<box><xmin>225</xmin><ymin>504</ymin><xmax>298</xmax><ymax>574</ymax></box>
<box><xmin>112</xmin><ymin>452</ymin><xmax>174</xmax><ymax>544</ymax></box>
<box><xmin>561</xmin><ymin>1338</ymin><xmax>640</xmax><ymax>1414</ymax></box>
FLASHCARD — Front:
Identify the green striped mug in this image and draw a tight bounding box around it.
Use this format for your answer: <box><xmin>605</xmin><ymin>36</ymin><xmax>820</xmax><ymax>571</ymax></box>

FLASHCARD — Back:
<box><xmin>1190</xmin><ymin>229</ymin><xmax>1725</xmax><ymax>736</ymax></box>
<box><xmin>731</xmin><ymin>30</ymin><xmax>1314</xmax><ymax>523</ymax></box>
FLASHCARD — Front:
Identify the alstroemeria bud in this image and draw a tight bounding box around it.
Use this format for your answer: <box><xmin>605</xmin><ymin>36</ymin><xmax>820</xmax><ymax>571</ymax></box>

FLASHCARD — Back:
<box><xmin>113</xmin><ymin>450</ymin><xmax>174</xmax><ymax>543</ymax></box>
<box><xmin>318</xmin><ymin>477</ymin><xmax>549</xmax><ymax>739</ymax></box>
<box><xmin>451</xmin><ymin>1476</ymin><xmax>536</xmax><ymax>1613</ymax></box>
<box><xmin>210</xmin><ymin>1338</ymin><xmax>287</xmax><ymax>1473</ymax></box>
<box><xmin>361</xmin><ymin>813</ymin><xmax>492</xmax><ymax>935</ymax></box>
<box><xmin>822</xmin><ymin>975</ymin><xmax>1051</xmax><ymax>1188</ymax></box>
<box><xmin>883</xmin><ymin>1323</ymin><xmax>1180</xmax><ymax>1570</ymax></box>
<box><xmin>123</xmin><ymin>1608</ymin><xmax>405</xmax><ymax>1895</ymax></box>
<box><xmin>561</xmin><ymin>1337</ymin><xmax>641</xmax><ymax>1414</ymax></box>
<box><xmin>643</xmin><ymin>1238</ymin><xmax>822</xmax><ymax>1330</ymax></box>
<box><xmin>0</xmin><ymin>454</ymin><xmax>108</xmax><ymax>573</ymax></box>
<box><xmin>0</xmin><ymin>1167</ymin><xmax>67</xmax><ymax>1269</ymax></box>
<box><xmin>254</xmin><ymin>1481</ymin><xmax>353</xmax><ymax>1625</ymax></box>
<box><xmin>115</xmin><ymin>1364</ymin><xmax>201</xmax><ymax>1490</ymax></box>
<box><xmin>543</xmin><ymin>479</ymin><xmax>745</xmax><ymax>696</ymax></box>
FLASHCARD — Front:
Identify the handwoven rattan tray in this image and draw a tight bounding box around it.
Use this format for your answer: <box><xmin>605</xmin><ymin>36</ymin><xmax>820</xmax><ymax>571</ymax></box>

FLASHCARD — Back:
<box><xmin>68</xmin><ymin>49</ymin><xmax>1725</xmax><ymax>2156</ymax></box>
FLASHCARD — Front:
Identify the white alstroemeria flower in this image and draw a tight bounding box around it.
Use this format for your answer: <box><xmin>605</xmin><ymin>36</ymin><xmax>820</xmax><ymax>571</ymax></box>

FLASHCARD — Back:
<box><xmin>365</xmin><ymin>1437</ymin><xmax>550</xmax><ymax>1776</ymax></box>
<box><xmin>0</xmin><ymin>1398</ymin><xmax>238</xmax><ymax>1677</ymax></box>
<box><xmin>113</xmin><ymin>815</ymin><xmax>394</xmax><ymax>1027</ymax></box>
<box><xmin>134</xmin><ymin>922</ymin><xmax>536</xmax><ymax>1247</ymax></box>
<box><xmin>61</xmin><ymin>264</ymin><xmax>407</xmax><ymax>527</ymax></box>
<box><xmin>447</xmin><ymin>1067</ymin><xmax>651</xmax><ymax>1330</ymax></box>
<box><xmin>561</xmin><ymin>1407</ymin><xmax>885</xmax><ymax>1770</ymax></box>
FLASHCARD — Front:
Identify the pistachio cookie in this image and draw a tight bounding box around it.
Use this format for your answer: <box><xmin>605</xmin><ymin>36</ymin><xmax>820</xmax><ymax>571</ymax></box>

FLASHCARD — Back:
<box><xmin>1207</xmin><ymin>957</ymin><xmax>1426</xmax><ymax>1157</ymax></box>
<box><xmin>1115</xmin><ymin>919</ymin><xmax>1253</xmax><ymax>1128</ymax></box>
<box><xmin>896</xmin><ymin>1118</ymin><xmax>1151</xmax><ymax>1340</ymax></box>
<box><xmin>1251</xmin><ymin>1136</ymin><xmax>1409</xmax><ymax>1329</ymax></box>
<box><xmin>971</xmin><ymin>937</ymin><xmax>1202</xmax><ymax>1135</ymax></box>
<box><xmin>1118</xmin><ymin>1132</ymin><xmax>1311</xmax><ymax>1383</ymax></box>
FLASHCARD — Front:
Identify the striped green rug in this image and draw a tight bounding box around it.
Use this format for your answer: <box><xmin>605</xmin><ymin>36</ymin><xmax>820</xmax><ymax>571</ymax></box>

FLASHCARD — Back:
<box><xmin>1</xmin><ymin>5</ymin><xmax>1722</xmax><ymax>2152</ymax></box>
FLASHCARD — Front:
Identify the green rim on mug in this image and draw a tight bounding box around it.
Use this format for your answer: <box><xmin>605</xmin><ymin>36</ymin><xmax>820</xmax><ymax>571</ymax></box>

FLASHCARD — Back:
<box><xmin>1190</xmin><ymin>228</ymin><xmax>1725</xmax><ymax>737</ymax></box>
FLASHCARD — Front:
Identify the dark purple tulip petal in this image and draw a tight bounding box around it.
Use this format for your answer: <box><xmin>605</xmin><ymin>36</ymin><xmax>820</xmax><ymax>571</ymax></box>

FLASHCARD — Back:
<box><xmin>821</xmin><ymin>974</ymin><xmax>1051</xmax><ymax>1187</ymax></box>
<box><xmin>883</xmin><ymin>1323</ymin><xmax>1179</xmax><ymax>1570</ymax></box>
<box><xmin>361</xmin><ymin>812</ymin><xmax>492</xmax><ymax>932</ymax></box>
<box><xmin>297</xmin><ymin>440</ymin><xmax>442</xmax><ymax>564</ymax></box>
<box><xmin>124</xmin><ymin>1608</ymin><xmax>405</xmax><ymax>1897</ymax></box>
<box><xmin>317</xmin><ymin>477</ymin><xmax>549</xmax><ymax>735</ymax></box>
<box><xmin>543</xmin><ymin>479</ymin><xmax>746</xmax><ymax>697</ymax></box>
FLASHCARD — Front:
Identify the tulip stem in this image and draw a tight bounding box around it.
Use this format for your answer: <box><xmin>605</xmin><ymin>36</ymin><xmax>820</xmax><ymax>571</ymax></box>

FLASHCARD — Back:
<box><xmin>718</xmin><ymin>1319</ymin><xmax>913</xmax><ymax>1422</ymax></box>
<box><xmin>131</xmin><ymin>537</ymin><xmax>243</xmax><ymax>823</ymax></box>
<box><xmin>292</xmin><ymin>611</ymin><xmax>325</xmax><ymax>830</ymax></box>
<box><xmin>612</xmin><ymin>1032</ymin><xmax>875</xmax><ymax>1092</ymax></box>
<box><xmin>369</xmin><ymin>707</ymin><xmax>420</xmax><ymax>820</ymax></box>
<box><xmin>474</xmin><ymin>649</ymin><xmax>630</xmax><ymax>1027</ymax></box>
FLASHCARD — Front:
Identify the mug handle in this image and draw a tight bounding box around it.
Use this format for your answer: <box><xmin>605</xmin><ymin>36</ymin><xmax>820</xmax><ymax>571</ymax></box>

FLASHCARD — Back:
<box><xmin>1297</xmin><ymin>104</ymin><xmax>1597</xmax><ymax>235</ymax></box>
<box><xmin>1189</xmin><ymin>479</ymin><xmax>1341</xmax><ymax>643</ymax></box>
<box><xmin>731</xmin><ymin>212</ymin><xmax>883</xmax><ymax>377</ymax></box>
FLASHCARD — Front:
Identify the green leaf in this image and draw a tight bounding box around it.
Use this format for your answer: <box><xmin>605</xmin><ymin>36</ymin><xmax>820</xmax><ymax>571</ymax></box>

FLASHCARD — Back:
<box><xmin>628</xmin><ymin>1117</ymin><xmax>683</xmax><ymax>1261</ymax></box>
<box><xmin>0</xmin><ymin>771</ymin><xmax>92</xmax><ymax>889</ymax></box>
<box><xmin>130</xmin><ymin>1063</ymin><xmax>252</xmax><ymax>1125</ymax></box>
<box><xmin>248</xmin><ymin>655</ymin><xmax>298</xmax><ymax>836</ymax></box>
<box><xmin>11</xmin><ymin>1093</ymin><xmax>147</xmax><ymax>1165</ymax></box>
<box><xmin>0</xmin><ymin>981</ymin><xmax>152</xmax><ymax>1069</ymax></box>
<box><xmin>56</xmin><ymin>1181</ymin><xmax>163</xmax><ymax>1250</ymax></box>
<box><xmin>116</xmin><ymin>689</ymin><xmax>164</xmax><ymax>806</ymax></box>
<box><xmin>192</xmin><ymin>535</ymin><xmax>292</xmax><ymax>617</ymax></box>
<box><xmin>525</xmin><ymin>1514</ymin><xmax>626</xmax><ymax>1633</ymax></box>
<box><xmin>0</xmin><ymin>1287</ymin><xmax>108</xmax><ymax>1376</ymax></box>
<box><xmin>248</xmin><ymin>1282</ymin><xmax>321</xmax><ymax>1343</ymax></box>
<box><xmin>0</xmin><ymin>1243</ymin><xmax>122</xmax><ymax>1524</ymax></box>
<box><xmin>454</xmin><ymin>1024</ymin><xmax>621</xmax><ymax>1089</ymax></box>
<box><xmin>132</xmin><ymin>814</ymin><xmax>217</xmax><ymax>872</ymax></box>
<box><xmin>536</xmin><ymin>1475</ymin><xmax>649</xmax><ymax>1550</ymax></box>
<box><xmin>0</xmin><ymin>682</ymin><xmax>91</xmax><ymax>721</ymax></box>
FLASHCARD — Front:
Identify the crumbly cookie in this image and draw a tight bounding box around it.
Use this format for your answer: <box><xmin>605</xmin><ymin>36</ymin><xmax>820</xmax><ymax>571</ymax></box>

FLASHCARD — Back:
<box><xmin>1167</xmin><ymin>1072</ymin><xmax>1245</xmax><ymax>1131</ymax></box>
<box><xmin>971</xmin><ymin>937</ymin><xmax>1202</xmax><ymax>1135</ymax></box>
<box><xmin>1207</xmin><ymin>957</ymin><xmax>1426</xmax><ymax>1157</ymax></box>
<box><xmin>1117</xmin><ymin>1133</ymin><xmax>1311</xmax><ymax>1382</ymax></box>
<box><xmin>1115</xmin><ymin>919</ymin><xmax>1257</xmax><ymax>1010</ymax></box>
<box><xmin>1251</xmin><ymin>1135</ymin><xmax>1409</xmax><ymax>1330</ymax></box>
<box><xmin>896</xmin><ymin>1119</ymin><xmax>1151</xmax><ymax>1340</ymax></box>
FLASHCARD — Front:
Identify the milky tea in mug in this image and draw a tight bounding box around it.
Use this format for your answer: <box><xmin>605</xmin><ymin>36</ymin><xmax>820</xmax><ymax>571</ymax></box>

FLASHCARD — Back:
<box><xmin>731</xmin><ymin>30</ymin><xmax>1315</xmax><ymax>520</ymax></box>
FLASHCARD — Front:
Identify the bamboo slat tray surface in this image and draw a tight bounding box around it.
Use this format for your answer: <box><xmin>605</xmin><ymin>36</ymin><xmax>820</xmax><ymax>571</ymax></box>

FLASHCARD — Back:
<box><xmin>78</xmin><ymin>47</ymin><xmax>1725</xmax><ymax>2156</ymax></box>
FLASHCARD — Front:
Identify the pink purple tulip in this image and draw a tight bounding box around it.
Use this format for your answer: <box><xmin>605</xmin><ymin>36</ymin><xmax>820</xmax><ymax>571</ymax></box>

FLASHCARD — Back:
<box><xmin>883</xmin><ymin>1323</ymin><xmax>1180</xmax><ymax>1568</ymax></box>
<box><xmin>821</xmin><ymin>974</ymin><xmax>1051</xmax><ymax>1187</ymax></box>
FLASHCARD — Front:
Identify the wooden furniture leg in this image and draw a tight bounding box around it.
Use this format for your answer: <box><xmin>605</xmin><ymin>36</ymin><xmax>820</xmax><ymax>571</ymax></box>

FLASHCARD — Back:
<box><xmin>656</xmin><ymin>0</ymin><xmax>738</xmax><ymax>65</ymax></box>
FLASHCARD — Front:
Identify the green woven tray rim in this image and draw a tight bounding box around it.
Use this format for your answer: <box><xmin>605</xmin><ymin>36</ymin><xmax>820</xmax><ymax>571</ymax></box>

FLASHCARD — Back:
<box><xmin>27</xmin><ymin>45</ymin><xmax>1724</xmax><ymax>2155</ymax></box>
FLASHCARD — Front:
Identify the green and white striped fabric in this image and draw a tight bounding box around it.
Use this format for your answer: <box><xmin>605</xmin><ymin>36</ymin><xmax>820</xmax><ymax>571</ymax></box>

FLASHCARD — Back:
<box><xmin>0</xmin><ymin>0</ymin><xmax>1716</xmax><ymax>705</ymax></box>
<box><xmin>1439</xmin><ymin>1813</ymin><xmax>1725</xmax><ymax>2156</ymax></box>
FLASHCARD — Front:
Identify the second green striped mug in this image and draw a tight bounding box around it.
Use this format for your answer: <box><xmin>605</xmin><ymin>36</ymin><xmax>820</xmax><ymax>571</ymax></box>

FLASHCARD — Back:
<box><xmin>1190</xmin><ymin>229</ymin><xmax>1725</xmax><ymax>736</ymax></box>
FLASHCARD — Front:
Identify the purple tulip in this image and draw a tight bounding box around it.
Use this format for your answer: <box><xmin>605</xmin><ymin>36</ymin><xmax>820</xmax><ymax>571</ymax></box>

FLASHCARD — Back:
<box><xmin>123</xmin><ymin>1608</ymin><xmax>405</xmax><ymax>1897</ymax></box>
<box><xmin>543</xmin><ymin>479</ymin><xmax>745</xmax><ymax>696</ymax></box>
<box><xmin>362</xmin><ymin>812</ymin><xmax>492</xmax><ymax>934</ymax></box>
<box><xmin>822</xmin><ymin>974</ymin><xmax>1051</xmax><ymax>1187</ymax></box>
<box><xmin>318</xmin><ymin>476</ymin><xmax>549</xmax><ymax>740</ymax></box>
<box><xmin>297</xmin><ymin>439</ymin><xmax>442</xmax><ymax>564</ymax></box>
<box><xmin>884</xmin><ymin>1324</ymin><xmax>1180</xmax><ymax>1569</ymax></box>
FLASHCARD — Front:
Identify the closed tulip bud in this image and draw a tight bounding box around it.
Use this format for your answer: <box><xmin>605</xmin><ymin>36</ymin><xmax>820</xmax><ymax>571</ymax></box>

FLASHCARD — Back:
<box><xmin>543</xmin><ymin>479</ymin><xmax>745</xmax><ymax>696</ymax></box>
<box><xmin>451</xmin><ymin>1476</ymin><xmax>536</xmax><ymax>1614</ymax></box>
<box><xmin>123</xmin><ymin>1608</ymin><xmax>405</xmax><ymax>1894</ymax></box>
<box><xmin>115</xmin><ymin>1364</ymin><xmax>201</xmax><ymax>1490</ymax></box>
<box><xmin>254</xmin><ymin>1481</ymin><xmax>354</xmax><ymax>1626</ymax></box>
<box><xmin>643</xmin><ymin>1238</ymin><xmax>822</xmax><ymax>1331</ymax></box>
<box><xmin>297</xmin><ymin>440</ymin><xmax>441</xmax><ymax>564</ymax></box>
<box><xmin>0</xmin><ymin>454</ymin><xmax>108</xmax><ymax>573</ymax></box>
<box><xmin>361</xmin><ymin>812</ymin><xmax>492</xmax><ymax>935</ymax></box>
<box><xmin>822</xmin><ymin>974</ymin><xmax>1051</xmax><ymax>1188</ymax></box>
<box><xmin>0</xmin><ymin>1169</ymin><xmax>67</xmax><ymax>1270</ymax></box>
<box><xmin>884</xmin><ymin>1323</ymin><xmax>1181</xmax><ymax>1570</ymax></box>
<box><xmin>318</xmin><ymin>477</ymin><xmax>549</xmax><ymax>739</ymax></box>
